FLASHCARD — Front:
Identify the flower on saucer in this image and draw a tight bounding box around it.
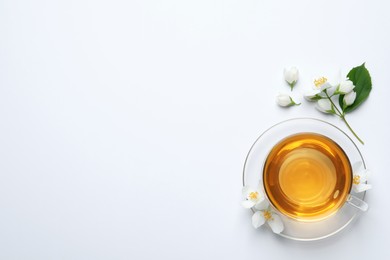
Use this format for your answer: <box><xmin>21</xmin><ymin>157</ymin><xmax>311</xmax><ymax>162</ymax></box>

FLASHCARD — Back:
<box><xmin>242</xmin><ymin>185</ymin><xmax>265</xmax><ymax>209</ymax></box>
<box><xmin>252</xmin><ymin>200</ymin><xmax>284</xmax><ymax>233</ymax></box>
<box><xmin>352</xmin><ymin>162</ymin><xmax>372</xmax><ymax>193</ymax></box>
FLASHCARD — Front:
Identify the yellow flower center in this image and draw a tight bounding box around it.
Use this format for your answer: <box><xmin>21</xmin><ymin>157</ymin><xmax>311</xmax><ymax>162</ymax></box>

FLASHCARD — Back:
<box><xmin>248</xmin><ymin>191</ymin><xmax>259</xmax><ymax>200</ymax></box>
<box><xmin>353</xmin><ymin>175</ymin><xmax>361</xmax><ymax>185</ymax></box>
<box><xmin>314</xmin><ymin>77</ymin><xmax>328</xmax><ymax>88</ymax></box>
<box><xmin>263</xmin><ymin>210</ymin><xmax>273</xmax><ymax>221</ymax></box>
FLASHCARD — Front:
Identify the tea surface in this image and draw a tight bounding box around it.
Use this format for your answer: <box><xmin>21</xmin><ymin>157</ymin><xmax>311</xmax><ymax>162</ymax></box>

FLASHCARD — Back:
<box><xmin>263</xmin><ymin>133</ymin><xmax>352</xmax><ymax>221</ymax></box>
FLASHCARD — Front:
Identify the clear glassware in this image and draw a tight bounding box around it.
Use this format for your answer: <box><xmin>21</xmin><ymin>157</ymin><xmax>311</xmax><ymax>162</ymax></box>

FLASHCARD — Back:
<box><xmin>242</xmin><ymin>118</ymin><xmax>368</xmax><ymax>241</ymax></box>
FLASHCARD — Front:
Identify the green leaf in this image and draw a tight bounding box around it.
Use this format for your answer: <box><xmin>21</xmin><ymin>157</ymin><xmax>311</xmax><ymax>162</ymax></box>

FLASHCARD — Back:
<box><xmin>339</xmin><ymin>63</ymin><xmax>372</xmax><ymax>113</ymax></box>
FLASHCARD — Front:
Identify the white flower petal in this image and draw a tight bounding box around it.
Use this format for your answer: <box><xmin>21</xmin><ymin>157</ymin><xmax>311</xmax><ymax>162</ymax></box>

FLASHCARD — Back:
<box><xmin>320</xmin><ymin>82</ymin><xmax>334</xmax><ymax>92</ymax></box>
<box><xmin>316</xmin><ymin>99</ymin><xmax>333</xmax><ymax>113</ymax></box>
<box><xmin>284</xmin><ymin>67</ymin><xmax>299</xmax><ymax>85</ymax></box>
<box><xmin>354</xmin><ymin>183</ymin><xmax>372</xmax><ymax>193</ymax></box>
<box><xmin>304</xmin><ymin>90</ymin><xmax>321</xmax><ymax>101</ymax></box>
<box><xmin>252</xmin><ymin>211</ymin><xmax>266</xmax><ymax>229</ymax></box>
<box><xmin>359</xmin><ymin>169</ymin><xmax>370</xmax><ymax>182</ymax></box>
<box><xmin>352</xmin><ymin>161</ymin><xmax>363</xmax><ymax>173</ymax></box>
<box><xmin>343</xmin><ymin>91</ymin><xmax>356</xmax><ymax>106</ymax></box>
<box><xmin>276</xmin><ymin>94</ymin><xmax>294</xmax><ymax>107</ymax></box>
<box><xmin>338</xmin><ymin>80</ymin><xmax>355</xmax><ymax>94</ymax></box>
<box><xmin>242</xmin><ymin>200</ymin><xmax>256</xmax><ymax>208</ymax></box>
<box><xmin>330</xmin><ymin>70</ymin><xmax>342</xmax><ymax>88</ymax></box>
<box><xmin>325</xmin><ymin>85</ymin><xmax>337</xmax><ymax>96</ymax></box>
<box><xmin>242</xmin><ymin>186</ymin><xmax>255</xmax><ymax>197</ymax></box>
<box><xmin>313</xmin><ymin>77</ymin><xmax>333</xmax><ymax>91</ymax></box>
<box><xmin>256</xmin><ymin>192</ymin><xmax>265</xmax><ymax>202</ymax></box>
<box><xmin>268</xmin><ymin>213</ymin><xmax>284</xmax><ymax>233</ymax></box>
<box><xmin>254</xmin><ymin>199</ymin><xmax>269</xmax><ymax>210</ymax></box>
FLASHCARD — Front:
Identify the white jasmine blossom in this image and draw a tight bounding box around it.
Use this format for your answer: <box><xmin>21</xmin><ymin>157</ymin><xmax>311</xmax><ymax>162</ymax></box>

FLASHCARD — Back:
<box><xmin>343</xmin><ymin>91</ymin><xmax>357</xmax><ymax>107</ymax></box>
<box><xmin>284</xmin><ymin>67</ymin><xmax>299</xmax><ymax>90</ymax></box>
<box><xmin>251</xmin><ymin>200</ymin><xmax>284</xmax><ymax>233</ymax></box>
<box><xmin>337</xmin><ymin>80</ymin><xmax>355</xmax><ymax>94</ymax></box>
<box><xmin>290</xmin><ymin>64</ymin><xmax>372</xmax><ymax>144</ymax></box>
<box><xmin>304</xmin><ymin>90</ymin><xmax>323</xmax><ymax>101</ymax></box>
<box><xmin>313</xmin><ymin>76</ymin><xmax>333</xmax><ymax>92</ymax></box>
<box><xmin>305</xmin><ymin>71</ymin><xmax>368</xmax><ymax>145</ymax></box>
<box><xmin>242</xmin><ymin>185</ymin><xmax>265</xmax><ymax>209</ymax></box>
<box><xmin>276</xmin><ymin>94</ymin><xmax>300</xmax><ymax>107</ymax></box>
<box><xmin>316</xmin><ymin>99</ymin><xmax>334</xmax><ymax>114</ymax></box>
<box><xmin>305</xmin><ymin>76</ymin><xmax>336</xmax><ymax>100</ymax></box>
<box><xmin>325</xmin><ymin>85</ymin><xmax>337</xmax><ymax>96</ymax></box>
<box><xmin>352</xmin><ymin>162</ymin><xmax>372</xmax><ymax>193</ymax></box>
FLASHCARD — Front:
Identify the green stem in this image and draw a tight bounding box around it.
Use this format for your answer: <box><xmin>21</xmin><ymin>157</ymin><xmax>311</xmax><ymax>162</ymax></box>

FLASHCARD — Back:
<box><xmin>340</xmin><ymin>115</ymin><xmax>365</xmax><ymax>145</ymax></box>
<box><xmin>325</xmin><ymin>91</ymin><xmax>342</xmax><ymax>116</ymax></box>
<box><xmin>289</xmin><ymin>83</ymin><xmax>294</xmax><ymax>91</ymax></box>
<box><xmin>325</xmin><ymin>91</ymin><xmax>364</xmax><ymax>145</ymax></box>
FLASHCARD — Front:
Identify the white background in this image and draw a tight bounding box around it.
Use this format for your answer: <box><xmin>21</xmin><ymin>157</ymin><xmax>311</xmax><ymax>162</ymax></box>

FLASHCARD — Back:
<box><xmin>1</xmin><ymin>0</ymin><xmax>390</xmax><ymax>259</ymax></box>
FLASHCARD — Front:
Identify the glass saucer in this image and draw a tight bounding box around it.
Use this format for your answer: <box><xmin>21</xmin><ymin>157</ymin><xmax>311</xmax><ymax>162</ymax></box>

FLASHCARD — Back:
<box><xmin>242</xmin><ymin>118</ymin><xmax>367</xmax><ymax>241</ymax></box>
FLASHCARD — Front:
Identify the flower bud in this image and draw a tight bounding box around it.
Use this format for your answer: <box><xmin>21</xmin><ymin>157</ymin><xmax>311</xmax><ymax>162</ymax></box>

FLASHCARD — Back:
<box><xmin>276</xmin><ymin>94</ymin><xmax>299</xmax><ymax>107</ymax></box>
<box><xmin>316</xmin><ymin>99</ymin><xmax>334</xmax><ymax>114</ymax></box>
<box><xmin>284</xmin><ymin>67</ymin><xmax>299</xmax><ymax>90</ymax></box>
<box><xmin>343</xmin><ymin>90</ymin><xmax>357</xmax><ymax>107</ymax></box>
<box><xmin>337</xmin><ymin>80</ymin><xmax>355</xmax><ymax>94</ymax></box>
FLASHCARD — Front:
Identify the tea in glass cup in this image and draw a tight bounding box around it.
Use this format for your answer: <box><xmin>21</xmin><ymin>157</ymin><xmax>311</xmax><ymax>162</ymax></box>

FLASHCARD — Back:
<box><xmin>263</xmin><ymin>133</ymin><xmax>352</xmax><ymax>221</ymax></box>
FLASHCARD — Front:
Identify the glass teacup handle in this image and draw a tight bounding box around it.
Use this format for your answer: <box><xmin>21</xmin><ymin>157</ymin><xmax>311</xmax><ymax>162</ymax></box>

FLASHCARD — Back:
<box><xmin>347</xmin><ymin>194</ymin><xmax>368</xmax><ymax>211</ymax></box>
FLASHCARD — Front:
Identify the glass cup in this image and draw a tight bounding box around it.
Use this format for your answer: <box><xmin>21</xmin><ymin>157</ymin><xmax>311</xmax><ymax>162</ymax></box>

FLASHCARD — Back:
<box><xmin>242</xmin><ymin>118</ymin><xmax>368</xmax><ymax>241</ymax></box>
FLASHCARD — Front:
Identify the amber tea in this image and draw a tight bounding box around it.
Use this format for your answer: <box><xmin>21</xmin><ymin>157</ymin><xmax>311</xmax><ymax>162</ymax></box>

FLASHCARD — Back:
<box><xmin>263</xmin><ymin>133</ymin><xmax>352</xmax><ymax>221</ymax></box>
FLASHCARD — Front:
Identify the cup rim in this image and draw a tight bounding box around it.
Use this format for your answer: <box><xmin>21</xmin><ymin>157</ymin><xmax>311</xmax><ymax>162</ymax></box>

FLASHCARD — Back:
<box><xmin>262</xmin><ymin>132</ymin><xmax>354</xmax><ymax>221</ymax></box>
